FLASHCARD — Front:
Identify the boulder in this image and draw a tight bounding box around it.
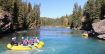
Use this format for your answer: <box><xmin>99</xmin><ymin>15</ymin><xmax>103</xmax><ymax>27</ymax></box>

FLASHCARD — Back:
<box><xmin>92</xmin><ymin>19</ymin><xmax>105</xmax><ymax>39</ymax></box>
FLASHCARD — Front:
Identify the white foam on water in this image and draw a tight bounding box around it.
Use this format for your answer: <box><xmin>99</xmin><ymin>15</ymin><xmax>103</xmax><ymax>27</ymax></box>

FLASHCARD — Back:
<box><xmin>51</xmin><ymin>48</ymin><xmax>55</xmax><ymax>52</ymax></box>
<box><xmin>0</xmin><ymin>50</ymin><xmax>32</xmax><ymax>54</ymax></box>
<box><xmin>0</xmin><ymin>49</ymin><xmax>44</xmax><ymax>54</ymax></box>
<box><xmin>30</xmin><ymin>49</ymin><xmax>44</xmax><ymax>54</ymax></box>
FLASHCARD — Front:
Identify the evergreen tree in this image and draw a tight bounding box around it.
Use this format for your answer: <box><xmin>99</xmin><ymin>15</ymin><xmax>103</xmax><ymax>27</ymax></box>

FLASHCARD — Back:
<box><xmin>100</xmin><ymin>0</ymin><xmax>105</xmax><ymax>20</ymax></box>
<box><xmin>70</xmin><ymin>3</ymin><xmax>82</xmax><ymax>29</ymax></box>
<box><xmin>12</xmin><ymin>0</ymin><xmax>20</xmax><ymax>30</ymax></box>
<box><xmin>95</xmin><ymin>0</ymin><xmax>101</xmax><ymax>20</ymax></box>
<box><xmin>0</xmin><ymin>0</ymin><xmax>41</xmax><ymax>31</ymax></box>
<box><xmin>82</xmin><ymin>0</ymin><xmax>96</xmax><ymax>31</ymax></box>
<box><xmin>84</xmin><ymin>0</ymin><xmax>96</xmax><ymax>22</ymax></box>
<box><xmin>28</xmin><ymin>2</ymin><xmax>32</xmax><ymax>13</ymax></box>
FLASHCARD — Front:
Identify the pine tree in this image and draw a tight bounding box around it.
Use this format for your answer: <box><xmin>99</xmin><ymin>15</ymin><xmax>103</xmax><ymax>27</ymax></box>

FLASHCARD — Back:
<box><xmin>100</xmin><ymin>0</ymin><xmax>105</xmax><ymax>20</ymax></box>
<box><xmin>12</xmin><ymin>0</ymin><xmax>20</xmax><ymax>30</ymax></box>
<box><xmin>28</xmin><ymin>2</ymin><xmax>32</xmax><ymax>13</ymax></box>
<box><xmin>81</xmin><ymin>0</ymin><xmax>96</xmax><ymax>31</ymax></box>
<box><xmin>33</xmin><ymin>4</ymin><xmax>40</xmax><ymax>27</ymax></box>
<box><xmin>95</xmin><ymin>0</ymin><xmax>101</xmax><ymax>20</ymax></box>
<box><xmin>71</xmin><ymin>3</ymin><xmax>82</xmax><ymax>29</ymax></box>
<box><xmin>84</xmin><ymin>0</ymin><xmax>96</xmax><ymax>22</ymax></box>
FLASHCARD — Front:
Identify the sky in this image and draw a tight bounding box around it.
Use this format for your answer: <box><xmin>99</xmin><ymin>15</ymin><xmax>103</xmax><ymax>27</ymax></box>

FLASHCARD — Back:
<box><xmin>25</xmin><ymin>0</ymin><xmax>87</xmax><ymax>18</ymax></box>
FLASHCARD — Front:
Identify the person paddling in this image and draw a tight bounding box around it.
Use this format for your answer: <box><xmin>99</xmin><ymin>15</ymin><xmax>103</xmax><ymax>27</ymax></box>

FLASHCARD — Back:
<box><xmin>22</xmin><ymin>39</ymin><xmax>28</xmax><ymax>46</ymax></box>
<box><xmin>11</xmin><ymin>37</ymin><xmax>18</xmax><ymax>46</ymax></box>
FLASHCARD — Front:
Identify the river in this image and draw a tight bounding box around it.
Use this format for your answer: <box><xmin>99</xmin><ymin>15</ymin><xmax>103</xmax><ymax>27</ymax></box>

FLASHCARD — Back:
<box><xmin>0</xmin><ymin>26</ymin><xmax>105</xmax><ymax>54</ymax></box>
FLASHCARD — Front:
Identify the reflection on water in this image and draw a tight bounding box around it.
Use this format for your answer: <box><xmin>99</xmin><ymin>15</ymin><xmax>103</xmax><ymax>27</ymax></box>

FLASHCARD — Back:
<box><xmin>0</xmin><ymin>26</ymin><xmax>105</xmax><ymax>54</ymax></box>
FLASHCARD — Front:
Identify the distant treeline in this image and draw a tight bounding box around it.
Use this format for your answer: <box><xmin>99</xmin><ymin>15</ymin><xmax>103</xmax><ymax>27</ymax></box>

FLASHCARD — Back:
<box><xmin>40</xmin><ymin>17</ymin><xmax>68</xmax><ymax>26</ymax></box>
<box><xmin>0</xmin><ymin>0</ymin><xmax>40</xmax><ymax>33</ymax></box>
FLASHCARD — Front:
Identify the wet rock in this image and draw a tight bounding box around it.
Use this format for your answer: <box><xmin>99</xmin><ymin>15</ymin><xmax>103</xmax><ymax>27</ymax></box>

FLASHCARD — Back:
<box><xmin>97</xmin><ymin>35</ymin><xmax>105</xmax><ymax>38</ymax></box>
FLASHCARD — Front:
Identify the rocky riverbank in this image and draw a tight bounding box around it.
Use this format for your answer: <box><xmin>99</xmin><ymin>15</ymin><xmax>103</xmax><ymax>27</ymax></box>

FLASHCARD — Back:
<box><xmin>92</xmin><ymin>19</ymin><xmax>105</xmax><ymax>40</ymax></box>
<box><xmin>0</xmin><ymin>9</ymin><xmax>13</xmax><ymax>34</ymax></box>
<box><xmin>0</xmin><ymin>9</ymin><xmax>40</xmax><ymax>34</ymax></box>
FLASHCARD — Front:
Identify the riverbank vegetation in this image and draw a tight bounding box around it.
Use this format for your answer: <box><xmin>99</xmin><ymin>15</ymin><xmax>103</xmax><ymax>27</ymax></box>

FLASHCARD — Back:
<box><xmin>1</xmin><ymin>0</ymin><xmax>105</xmax><ymax>39</ymax></box>
<box><xmin>40</xmin><ymin>16</ymin><xmax>68</xmax><ymax>27</ymax></box>
<box><xmin>41</xmin><ymin>0</ymin><xmax>105</xmax><ymax>31</ymax></box>
<box><xmin>0</xmin><ymin>0</ymin><xmax>40</xmax><ymax>33</ymax></box>
<box><xmin>39</xmin><ymin>0</ymin><xmax>105</xmax><ymax>39</ymax></box>
<box><xmin>69</xmin><ymin>0</ymin><xmax>105</xmax><ymax>34</ymax></box>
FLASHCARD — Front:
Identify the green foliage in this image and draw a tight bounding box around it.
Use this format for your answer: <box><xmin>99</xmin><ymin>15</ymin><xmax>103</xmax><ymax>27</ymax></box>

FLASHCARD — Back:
<box><xmin>84</xmin><ymin>0</ymin><xmax>105</xmax><ymax>21</ymax></box>
<box><xmin>0</xmin><ymin>0</ymin><xmax>40</xmax><ymax>30</ymax></box>
<box><xmin>40</xmin><ymin>16</ymin><xmax>67</xmax><ymax>26</ymax></box>
<box><xmin>100</xmin><ymin>0</ymin><xmax>105</xmax><ymax>20</ymax></box>
<box><xmin>81</xmin><ymin>0</ymin><xmax>105</xmax><ymax>31</ymax></box>
<box><xmin>26</xmin><ymin>4</ymin><xmax>40</xmax><ymax>29</ymax></box>
<box><xmin>0</xmin><ymin>0</ymin><xmax>14</xmax><ymax>12</ymax></box>
<box><xmin>70</xmin><ymin>3</ymin><xmax>82</xmax><ymax>29</ymax></box>
<box><xmin>28</xmin><ymin>2</ymin><xmax>32</xmax><ymax>13</ymax></box>
<box><xmin>84</xmin><ymin>0</ymin><xmax>96</xmax><ymax>22</ymax></box>
<box><xmin>95</xmin><ymin>0</ymin><xmax>101</xmax><ymax>19</ymax></box>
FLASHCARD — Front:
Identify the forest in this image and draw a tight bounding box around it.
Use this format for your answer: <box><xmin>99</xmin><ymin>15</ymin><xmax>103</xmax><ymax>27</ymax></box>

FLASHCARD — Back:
<box><xmin>0</xmin><ymin>0</ymin><xmax>105</xmax><ymax>34</ymax></box>
<box><xmin>0</xmin><ymin>0</ymin><xmax>40</xmax><ymax>33</ymax></box>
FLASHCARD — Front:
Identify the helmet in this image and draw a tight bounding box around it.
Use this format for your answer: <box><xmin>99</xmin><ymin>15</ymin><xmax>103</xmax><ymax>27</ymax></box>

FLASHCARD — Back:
<box><xmin>12</xmin><ymin>38</ymin><xmax>14</xmax><ymax>40</ymax></box>
<box><xmin>22</xmin><ymin>37</ymin><xmax>24</xmax><ymax>39</ymax></box>
<box><xmin>14</xmin><ymin>37</ymin><xmax>16</xmax><ymax>39</ymax></box>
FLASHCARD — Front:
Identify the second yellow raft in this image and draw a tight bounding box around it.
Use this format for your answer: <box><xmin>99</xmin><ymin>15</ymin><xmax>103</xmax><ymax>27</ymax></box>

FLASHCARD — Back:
<box><xmin>82</xmin><ymin>33</ymin><xmax>88</xmax><ymax>38</ymax></box>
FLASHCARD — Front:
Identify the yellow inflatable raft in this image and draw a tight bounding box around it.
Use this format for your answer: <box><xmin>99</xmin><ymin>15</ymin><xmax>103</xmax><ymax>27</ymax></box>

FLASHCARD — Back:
<box><xmin>7</xmin><ymin>41</ymin><xmax>44</xmax><ymax>50</ymax></box>
<box><xmin>35</xmin><ymin>41</ymin><xmax>44</xmax><ymax>48</ymax></box>
<box><xmin>82</xmin><ymin>33</ymin><xmax>88</xmax><ymax>38</ymax></box>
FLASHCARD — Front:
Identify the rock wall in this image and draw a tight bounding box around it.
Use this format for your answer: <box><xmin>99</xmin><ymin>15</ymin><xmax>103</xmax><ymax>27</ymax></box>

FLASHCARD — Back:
<box><xmin>0</xmin><ymin>10</ymin><xmax>12</xmax><ymax>33</ymax></box>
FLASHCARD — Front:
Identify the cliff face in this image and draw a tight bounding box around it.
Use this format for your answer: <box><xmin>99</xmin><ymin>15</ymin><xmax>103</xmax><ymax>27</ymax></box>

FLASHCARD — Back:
<box><xmin>0</xmin><ymin>10</ymin><xmax>12</xmax><ymax>33</ymax></box>
<box><xmin>92</xmin><ymin>19</ymin><xmax>105</xmax><ymax>39</ymax></box>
